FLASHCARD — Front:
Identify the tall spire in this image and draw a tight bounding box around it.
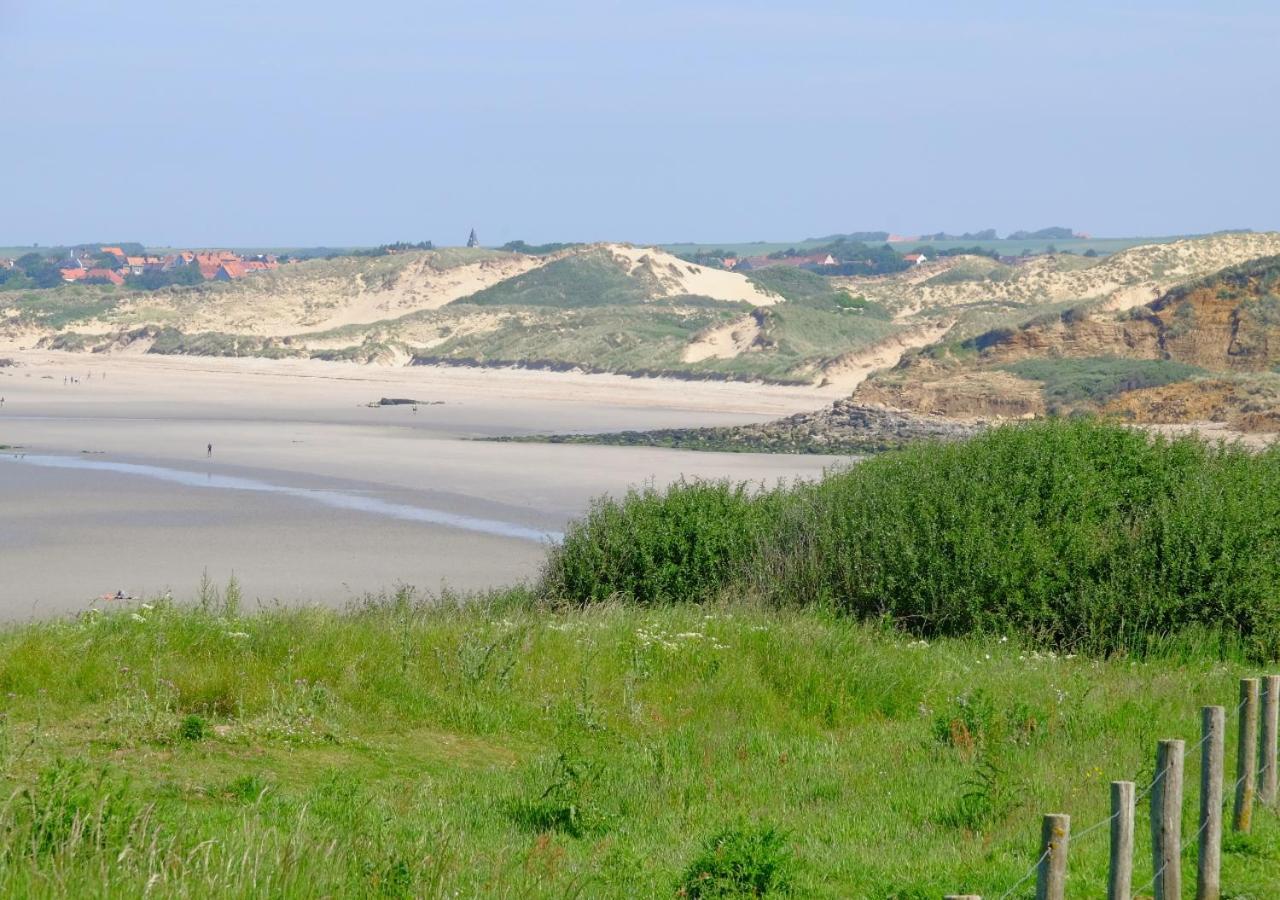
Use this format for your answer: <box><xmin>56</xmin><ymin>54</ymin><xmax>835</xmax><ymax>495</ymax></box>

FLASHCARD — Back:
<box><xmin>466</xmin><ymin>228</ymin><xmax>479</xmax><ymax>248</ymax></box>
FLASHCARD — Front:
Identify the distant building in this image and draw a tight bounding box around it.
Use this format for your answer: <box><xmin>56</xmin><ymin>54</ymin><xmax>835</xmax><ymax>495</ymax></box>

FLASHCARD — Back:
<box><xmin>83</xmin><ymin>268</ymin><xmax>125</xmax><ymax>285</ymax></box>
<box><xmin>903</xmin><ymin>253</ymin><xmax>927</xmax><ymax>265</ymax></box>
<box><xmin>466</xmin><ymin>228</ymin><xmax>479</xmax><ymax>248</ymax></box>
<box><xmin>214</xmin><ymin>261</ymin><xmax>247</xmax><ymax>281</ymax></box>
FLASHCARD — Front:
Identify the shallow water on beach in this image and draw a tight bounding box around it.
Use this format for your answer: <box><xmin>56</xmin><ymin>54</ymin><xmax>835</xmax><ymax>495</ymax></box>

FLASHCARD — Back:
<box><xmin>1</xmin><ymin>453</ymin><xmax>561</xmax><ymax>543</ymax></box>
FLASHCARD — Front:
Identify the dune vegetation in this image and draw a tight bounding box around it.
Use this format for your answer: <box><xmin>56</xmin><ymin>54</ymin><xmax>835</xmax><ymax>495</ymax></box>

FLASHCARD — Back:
<box><xmin>2</xmin><ymin>421</ymin><xmax>1280</xmax><ymax>896</ymax></box>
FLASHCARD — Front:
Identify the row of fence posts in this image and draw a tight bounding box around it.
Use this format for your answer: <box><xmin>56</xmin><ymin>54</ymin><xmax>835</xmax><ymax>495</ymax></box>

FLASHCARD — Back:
<box><xmin>945</xmin><ymin>675</ymin><xmax>1280</xmax><ymax>899</ymax></box>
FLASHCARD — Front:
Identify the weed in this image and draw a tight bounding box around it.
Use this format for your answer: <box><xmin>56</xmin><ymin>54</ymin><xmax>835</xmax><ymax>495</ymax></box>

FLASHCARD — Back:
<box><xmin>178</xmin><ymin>714</ymin><xmax>206</xmax><ymax>742</ymax></box>
<box><xmin>676</xmin><ymin>823</ymin><xmax>793</xmax><ymax>897</ymax></box>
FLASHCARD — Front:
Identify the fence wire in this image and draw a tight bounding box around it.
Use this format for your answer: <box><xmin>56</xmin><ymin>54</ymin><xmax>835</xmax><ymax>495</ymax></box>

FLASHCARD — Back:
<box><xmin>986</xmin><ymin>689</ymin><xmax>1267</xmax><ymax>899</ymax></box>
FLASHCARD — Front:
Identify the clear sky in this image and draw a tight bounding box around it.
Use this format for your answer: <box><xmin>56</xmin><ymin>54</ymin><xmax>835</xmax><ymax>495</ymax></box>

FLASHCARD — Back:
<box><xmin>3</xmin><ymin>1</ymin><xmax>1277</xmax><ymax>247</ymax></box>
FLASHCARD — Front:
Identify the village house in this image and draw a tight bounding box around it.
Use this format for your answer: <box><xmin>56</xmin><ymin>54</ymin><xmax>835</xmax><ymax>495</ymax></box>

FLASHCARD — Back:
<box><xmin>56</xmin><ymin>246</ymin><xmax>279</xmax><ymax>284</ymax></box>
<box><xmin>903</xmin><ymin>253</ymin><xmax>928</xmax><ymax>266</ymax></box>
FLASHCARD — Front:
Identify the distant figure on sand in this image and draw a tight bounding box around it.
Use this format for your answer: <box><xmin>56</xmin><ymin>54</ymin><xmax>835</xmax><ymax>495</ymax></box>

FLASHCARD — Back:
<box><xmin>207</xmin><ymin>443</ymin><xmax>213</xmax><ymax>457</ymax></box>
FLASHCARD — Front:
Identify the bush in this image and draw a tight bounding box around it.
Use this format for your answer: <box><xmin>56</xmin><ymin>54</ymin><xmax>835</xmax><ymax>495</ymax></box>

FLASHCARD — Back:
<box><xmin>677</xmin><ymin>824</ymin><xmax>793</xmax><ymax>897</ymax></box>
<box><xmin>179</xmin><ymin>714</ymin><xmax>206</xmax><ymax>742</ymax></box>
<box><xmin>543</xmin><ymin>480</ymin><xmax>783</xmax><ymax>604</ymax></box>
<box><xmin>545</xmin><ymin>421</ymin><xmax>1280</xmax><ymax>657</ymax></box>
<box><xmin>1002</xmin><ymin>356</ymin><xmax>1205</xmax><ymax>405</ymax></box>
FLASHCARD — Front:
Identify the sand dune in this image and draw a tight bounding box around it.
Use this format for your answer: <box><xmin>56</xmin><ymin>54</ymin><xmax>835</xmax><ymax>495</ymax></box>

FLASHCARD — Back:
<box><xmin>681</xmin><ymin>314</ymin><xmax>764</xmax><ymax>362</ymax></box>
<box><xmin>605</xmin><ymin>245</ymin><xmax>781</xmax><ymax>306</ymax></box>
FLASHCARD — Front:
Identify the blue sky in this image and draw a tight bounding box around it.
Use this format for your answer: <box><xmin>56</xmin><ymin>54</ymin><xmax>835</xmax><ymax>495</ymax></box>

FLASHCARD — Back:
<box><xmin>3</xmin><ymin>1</ymin><xmax>1276</xmax><ymax>246</ymax></box>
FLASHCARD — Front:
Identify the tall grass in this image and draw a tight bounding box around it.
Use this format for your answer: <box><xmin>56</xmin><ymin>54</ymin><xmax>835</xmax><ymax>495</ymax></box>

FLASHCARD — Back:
<box><xmin>0</xmin><ymin>597</ymin><xmax>1275</xmax><ymax>896</ymax></box>
<box><xmin>545</xmin><ymin>420</ymin><xmax>1280</xmax><ymax>658</ymax></box>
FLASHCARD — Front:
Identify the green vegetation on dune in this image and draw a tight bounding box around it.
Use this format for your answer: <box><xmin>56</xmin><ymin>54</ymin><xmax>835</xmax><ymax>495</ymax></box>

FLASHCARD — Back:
<box><xmin>547</xmin><ymin>420</ymin><xmax>1280</xmax><ymax>658</ymax></box>
<box><xmin>745</xmin><ymin>267</ymin><xmax>889</xmax><ymax>317</ymax></box>
<box><xmin>457</xmin><ymin>251</ymin><xmax>652</xmax><ymax>308</ymax></box>
<box><xmin>0</xmin><ymin>596</ymin><xmax>1275</xmax><ymax>897</ymax></box>
<box><xmin>149</xmin><ymin>327</ymin><xmax>305</xmax><ymax>359</ymax></box>
<box><xmin>419</xmin><ymin>302</ymin><xmax>739</xmax><ymax>374</ymax></box>
<box><xmin>4</xmin><ymin>286</ymin><xmax>121</xmax><ymax>331</ymax></box>
<box><xmin>1002</xmin><ymin>356</ymin><xmax>1207</xmax><ymax>407</ymax></box>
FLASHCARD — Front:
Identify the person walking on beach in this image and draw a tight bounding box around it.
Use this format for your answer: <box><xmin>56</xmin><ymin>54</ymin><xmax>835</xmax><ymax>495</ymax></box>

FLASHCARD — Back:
<box><xmin>207</xmin><ymin>443</ymin><xmax>213</xmax><ymax>457</ymax></box>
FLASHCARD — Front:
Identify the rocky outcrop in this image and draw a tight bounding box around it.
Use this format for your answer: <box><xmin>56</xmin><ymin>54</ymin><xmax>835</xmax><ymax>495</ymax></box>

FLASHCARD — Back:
<box><xmin>493</xmin><ymin>400</ymin><xmax>986</xmax><ymax>455</ymax></box>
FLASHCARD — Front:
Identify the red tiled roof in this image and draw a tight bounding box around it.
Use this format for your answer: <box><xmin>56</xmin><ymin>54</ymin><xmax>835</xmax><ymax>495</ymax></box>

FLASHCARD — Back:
<box><xmin>61</xmin><ymin>268</ymin><xmax>88</xmax><ymax>281</ymax></box>
<box><xmin>85</xmin><ymin>268</ymin><xmax>125</xmax><ymax>285</ymax></box>
<box><xmin>100</xmin><ymin>247</ymin><xmax>125</xmax><ymax>258</ymax></box>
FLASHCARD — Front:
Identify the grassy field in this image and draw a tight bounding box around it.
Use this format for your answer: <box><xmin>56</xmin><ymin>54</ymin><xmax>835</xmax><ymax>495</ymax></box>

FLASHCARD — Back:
<box><xmin>0</xmin><ymin>595</ymin><xmax>1276</xmax><ymax>898</ymax></box>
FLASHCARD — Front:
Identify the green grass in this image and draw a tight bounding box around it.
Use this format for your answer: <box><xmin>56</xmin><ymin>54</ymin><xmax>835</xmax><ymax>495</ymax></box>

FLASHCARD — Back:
<box><xmin>457</xmin><ymin>251</ymin><xmax>652</xmax><ymax>308</ymax></box>
<box><xmin>546</xmin><ymin>420</ymin><xmax>1280</xmax><ymax>659</ymax></box>
<box><xmin>3</xmin><ymin>287</ymin><xmax>122</xmax><ymax>331</ymax></box>
<box><xmin>420</xmin><ymin>302</ymin><xmax>736</xmax><ymax>374</ymax></box>
<box><xmin>1001</xmin><ymin>357</ymin><xmax>1206</xmax><ymax>407</ymax></box>
<box><xmin>0</xmin><ymin>594</ymin><xmax>1275</xmax><ymax>897</ymax></box>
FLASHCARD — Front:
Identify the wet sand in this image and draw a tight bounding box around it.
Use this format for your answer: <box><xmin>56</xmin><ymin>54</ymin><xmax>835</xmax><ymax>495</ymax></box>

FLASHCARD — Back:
<box><xmin>0</xmin><ymin>351</ymin><xmax>843</xmax><ymax>618</ymax></box>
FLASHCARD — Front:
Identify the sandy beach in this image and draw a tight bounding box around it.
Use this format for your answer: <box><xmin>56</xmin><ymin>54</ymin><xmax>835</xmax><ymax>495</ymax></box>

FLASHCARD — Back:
<box><xmin>0</xmin><ymin>350</ymin><xmax>842</xmax><ymax>618</ymax></box>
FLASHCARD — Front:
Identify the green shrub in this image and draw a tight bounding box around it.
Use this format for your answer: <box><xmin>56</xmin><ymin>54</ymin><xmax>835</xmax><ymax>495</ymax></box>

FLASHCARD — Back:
<box><xmin>1002</xmin><ymin>356</ymin><xmax>1204</xmax><ymax>405</ymax></box>
<box><xmin>677</xmin><ymin>824</ymin><xmax>793</xmax><ymax>897</ymax></box>
<box><xmin>179</xmin><ymin>714</ymin><xmax>207</xmax><ymax>742</ymax></box>
<box><xmin>543</xmin><ymin>480</ymin><xmax>784</xmax><ymax>604</ymax></box>
<box><xmin>546</xmin><ymin>421</ymin><xmax>1280</xmax><ymax>657</ymax></box>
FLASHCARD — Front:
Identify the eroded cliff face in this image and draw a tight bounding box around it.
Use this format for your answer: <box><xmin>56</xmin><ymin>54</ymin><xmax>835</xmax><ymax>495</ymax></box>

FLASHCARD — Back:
<box><xmin>1147</xmin><ymin>284</ymin><xmax>1280</xmax><ymax>371</ymax></box>
<box><xmin>854</xmin><ymin>257</ymin><xmax>1280</xmax><ymax>422</ymax></box>
<box><xmin>1104</xmin><ymin>379</ymin><xmax>1280</xmax><ymax>433</ymax></box>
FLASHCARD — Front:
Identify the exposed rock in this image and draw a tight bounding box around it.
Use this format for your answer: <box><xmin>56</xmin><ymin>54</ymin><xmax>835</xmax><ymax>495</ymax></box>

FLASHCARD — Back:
<box><xmin>492</xmin><ymin>401</ymin><xmax>985</xmax><ymax>455</ymax></box>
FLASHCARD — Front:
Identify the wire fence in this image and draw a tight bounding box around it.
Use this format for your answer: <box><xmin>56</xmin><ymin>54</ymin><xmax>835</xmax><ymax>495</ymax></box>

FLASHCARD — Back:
<box><xmin>964</xmin><ymin>679</ymin><xmax>1278</xmax><ymax>899</ymax></box>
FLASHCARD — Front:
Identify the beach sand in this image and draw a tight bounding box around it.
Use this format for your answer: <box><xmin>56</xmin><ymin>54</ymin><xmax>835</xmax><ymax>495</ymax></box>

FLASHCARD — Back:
<box><xmin>0</xmin><ymin>351</ymin><xmax>842</xmax><ymax>618</ymax></box>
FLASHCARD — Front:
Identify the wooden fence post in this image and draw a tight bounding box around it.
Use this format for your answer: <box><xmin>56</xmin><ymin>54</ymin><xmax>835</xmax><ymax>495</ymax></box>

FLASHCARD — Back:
<box><xmin>1260</xmin><ymin>674</ymin><xmax>1280</xmax><ymax>806</ymax></box>
<box><xmin>1151</xmin><ymin>739</ymin><xmax>1184</xmax><ymax>900</ymax></box>
<box><xmin>1235</xmin><ymin>678</ymin><xmax>1260</xmax><ymax>832</ymax></box>
<box><xmin>1197</xmin><ymin>706</ymin><xmax>1224</xmax><ymax>900</ymax></box>
<box><xmin>1108</xmin><ymin>780</ymin><xmax>1135</xmax><ymax>900</ymax></box>
<box><xmin>1035</xmin><ymin>813</ymin><xmax>1069</xmax><ymax>900</ymax></box>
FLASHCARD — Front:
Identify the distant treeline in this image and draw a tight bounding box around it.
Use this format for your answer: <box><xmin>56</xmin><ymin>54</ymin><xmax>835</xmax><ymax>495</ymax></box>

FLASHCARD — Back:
<box><xmin>918</xmin><ymin>226</ymin><xmax>1076</xmax><ymax>241</ymax></box>
<box><xmin>350</xmin><ymin>241</ymin><xmax>436</xmax><ymax>257</ymax></box>
<box><xmin>676</xmin><ymin>240</ymin><xmax>911</xmax><ymax>276</ymax></box>
<box><xmin>500</xmin><ymin>240</ymin><xmax>584</xmax><ymax>255</ymax></box>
